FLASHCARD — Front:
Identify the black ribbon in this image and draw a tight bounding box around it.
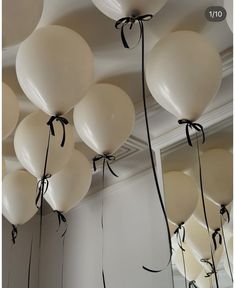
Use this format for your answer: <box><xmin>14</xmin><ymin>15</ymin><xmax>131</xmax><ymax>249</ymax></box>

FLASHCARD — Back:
<box><xmin>115</xmin><ymin>14</ymin><xmax>153</xmax><ymax>49</ymax></box>
<box><xmin>115</xmin><ymin>12</ymin><xmax>173</xmax><ymax>275</ymax></box>
<box><xmin>11</xmin><ymin>224</ymin><xmax>17</xmax><ymax>244</ymax></box>
<box><xmin>47</xmin><ymin>115</ymin><xmax>69</xmax><ymax>147</ymax></box>
<box><xmin>54</xmin><ymin>210</ymin><xmax>67</xmax><ymax>238</ymax></box>
<box><xmin>174</xmin><ymin>222</ymin><xmax>185</xmax><ymax>251</ymax></box>
<box><xmin>35</xmin><ymin>173</ymin><xmax>51</xmax><ymax>209</ymax></box>
<box><xmin>220</xmin><ymin>210</ymin><xmax>233</xmax><ymax>282</ymax></box>
<box><xmin>178</xmin><ymin>119</ymin><xmax>205</xmax><ymax>147</ymax></box>
<box><xmin>212</xmin><ymin>228</ymin><xmax>222</xmax><ymax>251</ymax></box>
<box><xmin>174</xmin><ymin>223</ymin><xmax>187</xmax><ymax>288</ymax></box>
<box><xmin>93</xmin><ymin>154</ymin><xmax>118</xmax><ymax>178</ymax></box>
<box><xmin>27</xmin><ymin>238</ymin><xmax>33</xmax><ymax>288</ymax></box>
<box><xmin>36</xmin><ymin>130</ymin><xmax>51</xmax><ymax>287</ymax></box>
<box><xmin>200</xmin><ymin>259</ymin><xmax>216</xmax><ymax>278</ymax></box>
<box><xmin>189</xmin><ymin>280</ymin><xmax>198</xmax><ymax>288</ymax></box>
<box><xmin>195</xmin><ymin>135</ymin><xmax>220</xmax><ymax>287</ymax></box>
<box><xmin>102</xmin><ymin>270</ymin><xmax>106</xmax><ymax>288</ymax></box>
<box><xmin>220</xmin><ymin>204</ymin><xmax>230</xmax><ymax>223</ymax></box>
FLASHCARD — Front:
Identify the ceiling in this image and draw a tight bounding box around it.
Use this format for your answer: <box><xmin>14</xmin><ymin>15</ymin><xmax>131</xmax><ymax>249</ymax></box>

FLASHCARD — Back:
<box><xmin>2</xmin><ymin>0</ymin><xmax>233</xmax><ymax>193</ymax></box>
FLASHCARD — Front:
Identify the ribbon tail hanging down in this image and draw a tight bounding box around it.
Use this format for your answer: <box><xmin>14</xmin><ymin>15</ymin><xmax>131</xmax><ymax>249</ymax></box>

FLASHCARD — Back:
<box><xmin>220</xmin><ymin>206</ymin><xmax>233</xmax><ymax>282</ymax></box>
<box><xmin>116</xmin><ymin>15</ymin><xmax>173</xmax><ymax>273</ymax></box>
<box><xmin>92</xmin><ymin>154</ymin><xmax>118</xmax><ymax>288</ymax></box>
<box><xmin>47</xmin><ymin>115</ymin><xmax>69</xmax><ymax>147</ymax></box>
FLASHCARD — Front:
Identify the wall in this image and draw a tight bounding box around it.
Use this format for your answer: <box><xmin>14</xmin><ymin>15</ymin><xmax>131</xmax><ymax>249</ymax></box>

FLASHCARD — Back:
<box><xmin>40</xmin><ymin>169</ymin><xmax>174</xmax><ymax>288</ymax></box>
<box><xmin>2</xmin><ymin>168</ymin><xmax>177</xmax><ymax>288</ymax></box>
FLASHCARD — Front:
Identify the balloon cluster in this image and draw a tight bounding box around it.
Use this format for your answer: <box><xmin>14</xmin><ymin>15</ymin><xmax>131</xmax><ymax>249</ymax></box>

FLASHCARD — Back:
<box><xmin>2</xmin><ymin>1</ymin><xmax>230</xmax><ymax>287</ymax></box>
<box><xmin>164</xmin><ymin>149</ymin><xmax>233</xmax><ymax>287</ymax></box>
<box><xmin>3</xmin><ymin>25</ymin><xmax>135</xmax><ymax>237</ymax></box>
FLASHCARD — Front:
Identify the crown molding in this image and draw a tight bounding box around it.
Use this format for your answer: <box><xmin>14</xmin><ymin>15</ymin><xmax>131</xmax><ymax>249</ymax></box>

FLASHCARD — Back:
<box><xmin>151</xmin><ymin>100</ymin><xmax>233</xmax><ymax>151</ymax></box>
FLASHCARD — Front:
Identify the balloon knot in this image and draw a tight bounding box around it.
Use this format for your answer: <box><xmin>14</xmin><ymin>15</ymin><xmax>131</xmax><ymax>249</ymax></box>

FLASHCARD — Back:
<box><xmin>47</xmin><ymin>115</ymin><xmax>69</xmax><ymax>147</ymax></box>
<box><xmin>178</xmin><ymin>119</ymin><xmax>205</xmax><ymax>147</ymax></box>
<box><xmin>93</xmin><ymin>154</ymin><xmax>118</xmax><ymax>177</ymax></box>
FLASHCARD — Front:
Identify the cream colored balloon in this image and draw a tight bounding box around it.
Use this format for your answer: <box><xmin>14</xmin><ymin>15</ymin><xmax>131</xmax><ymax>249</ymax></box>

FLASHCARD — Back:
<box><xmin>3</xmin><ymin>0</ymin><xmax>43</xmax><ymax>48</ymax></box>
<box><xmin>2</xmin><ymin>170</ymin><xmax>37</xmax><ymax>225</ymax></box>
<box><xmin>14</xmin><ymin>110</ymin><xmax>74</xmax><ymax>178</ymax></box>
<box><xmin>194</xmin><ymin>196</ymin><xmax>229</xmax><ymax>231</ymax></box>
<box><xmin>2</xmin><ymin>83</ymin><xmax>20</xmax><ymax>140</ymax></box>
<box><xmin>186</xmin><ymin>216</ymin><xmax>223</xmax><ymax>266</ymax></box>
<box><xmin>169</xmin><ymin>220</ymin><xmax>177</xmax><ymax>238</ymax></box>
<box><xmin>2</xmin><ymin>158</ymin><xmax>7</xmax><ymax>179</ymax></box>
<box><xmin>186</xmin><ymin>215</ymin><xmax>213</xmax><ymax>260</ymax></box>
<box><xmin>92</xmin><ymin>0</ymin><xmax>168</xmax><ymax>20</ymax></box>
<box><xmin>163</xmin><ymin>171</ymin><xmax>199</xmax><ymax>225</ymax></box>
<box><xmin>224</xmin><ymin>205</ymin><xmax>233</xmax><ymax>238</ymax></box>
<box><xmin>201</xmin><ymin>149</ymin><xmax>233</xmax><ymax>205</ymax></box>
<box><xmin>16</xmin><ymin>25</ymin><xmax>94</xmax><ymax>116</ymax></box>
<box><xmin>196</xmin><ymin>270</ymin><xmax>213</xmax><ymax>288</ymax></box>
<box><xmin>224</xmin><ymin>0</ymin><xmax>233</xmax><ymax>32</ymax></box>
<box><xmin>200</xmin><ymin>245</ymin><xmax>223</xmax><ymax>273</ymax></box>
<box><xmin>174</xmin><ymin>243</ymin><xmax>202</xmax><ymax>281</ymax></box>
<box><xmin>146</xmin><ymin>31</ymin><xmax>222</xmax><ymax>121</ymax></box>
<box><xmin>45</xmin><ymin>150</ymin><xmax>92</xmax><ymax>213</ymax></box>
<box><xmin>73</xmin><ymin>83</ymin><xmax>135</xmax><ymax>155</ymax></box>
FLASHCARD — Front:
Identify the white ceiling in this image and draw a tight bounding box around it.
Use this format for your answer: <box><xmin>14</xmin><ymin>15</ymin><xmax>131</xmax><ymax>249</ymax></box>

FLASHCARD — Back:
<box><xmin>2</xmin><ymin>0</ymin><xmax>233</xmax><ymax>192</ymax></box>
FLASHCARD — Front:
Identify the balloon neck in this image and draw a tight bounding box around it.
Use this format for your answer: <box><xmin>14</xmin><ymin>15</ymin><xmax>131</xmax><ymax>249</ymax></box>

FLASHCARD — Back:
<box><xmin>129</xmin><ymin>9</ymin><xmax>141</xmax><ymax>18</ymax></box>
<box><xmin>55</xmin><ymin>112</ymin><xmax>63</xmax><ymax>117</ymax></box>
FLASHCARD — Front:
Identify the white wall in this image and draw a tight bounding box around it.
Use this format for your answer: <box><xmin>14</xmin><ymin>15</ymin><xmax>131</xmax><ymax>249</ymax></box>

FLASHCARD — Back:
<box><xmin>2</xmin><ymin>215</ymin><xmax>40</xmax><ymax>288</ymax></box>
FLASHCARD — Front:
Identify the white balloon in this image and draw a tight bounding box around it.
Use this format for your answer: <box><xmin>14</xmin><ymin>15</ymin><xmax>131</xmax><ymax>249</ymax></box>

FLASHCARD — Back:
<box><xmin>3</xmin><ymin>170</ymin><xmax>37</xmax><ymax>225</ymax></box>
<box><xmin>45</xmin><ymin>150</ymin><xmax>92</xmax><ymax>213</ymax></box>
<box><xmin>201</xmin><ymin>149</ymin><xmax>233</xmax><ymax>206</ymax></box>
<box><xmin>186</xmin><ymin>216</ymin><xmax>213</xmax><ymax>260</ymax></box>
<box><xmin>196</xmin><ymin>270</ymin><xmax>213</xmax><ymax>288</ymax></box>
<box><xmin>186</xmin><ymin>215</ymin><xmax>223</xmax><ymax>267</ymax></box>
<box><xmin>16</xmin><ymin>25</ymin><xmax>94</xmax><ymax>116</ymax></box>
<box><xmin>73</xmin><ymin>83</ymin><xmax>135</xmax><ymax>155</ymax></box>
<box><xmin>2</xmin><ymin>83</ymin><xmax>20</xmax><ymax>140</ymax></box>
<box><xmin>174</xmin><ymin>243</ymin><xmax>202</xmax><ymax>281</ymax></box>
<box><xmin>163</xmin><ymin>171</ymin><xmax>199</xmax><ymax>225</ymax></box>
<box><xmin>224</xmin><ymin>0</ymin><xmax>233</xmax><ymax>32</ymax></box>
<box><xmin>14</xmin><ymin>110</ymin><xmax>74</xmax><ymax>178</ymax></box>
<box><xmin>224</xmin><ymin>205</ymin><xmax>233</xmax><ymax>238</ymax></box>
<box><xmin>146</xmin><ymin>31</ymin><xmax>222</xmax><ymax>121</ymax></box>
<box><xmin>194</xmin><ymin>196</ymin><xmax>229</xmax><ymax>231</ymax></box>
<box><xmin>92</xmin><ymin>0</ymin><xmax>168</xmax><ymax>21</ymax></box>
<box><xmin>168</xmin><ymin>220</ymin><xmax>177</xmax><ymax>238</ymax></box>
<box><xmin>3</xmin><ymin>0</ymin><xmax>43</xmax><ymax>48</ymax></box>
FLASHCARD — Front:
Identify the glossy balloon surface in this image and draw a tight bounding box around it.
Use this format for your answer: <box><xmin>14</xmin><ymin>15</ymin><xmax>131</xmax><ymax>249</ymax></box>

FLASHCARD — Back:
<box><xmin>16</xmin><ymin>25</ymin><xmax>94</xmax><ymax>115</ymax></box>
<box><xmin>146</xmin><ymin>31</ymin><xmax>222</xmax><ymax>121</ymax></box>
<box><xmin>14</xmin><ymin>110</ymin><xmax>74</xmax><ymax>178</ymax></box>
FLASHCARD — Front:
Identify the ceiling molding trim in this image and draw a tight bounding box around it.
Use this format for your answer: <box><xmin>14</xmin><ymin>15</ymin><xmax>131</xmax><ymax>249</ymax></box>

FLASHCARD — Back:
<box><xmin>151</xmin><ymin>100</ymin><xmax>233</xmax><ymax>151</ymax></box>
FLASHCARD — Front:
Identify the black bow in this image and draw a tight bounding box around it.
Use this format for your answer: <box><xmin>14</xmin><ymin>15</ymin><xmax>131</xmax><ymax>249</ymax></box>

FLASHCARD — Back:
<box><xmin>174</xmin><ymin>222</ymin><xmax>185</xmax><ymax>251</ymax></box>
<box><xmin>189</xmin><ymin>280</ymin><xmax>198</xmax><ymax>288</ymax></box>
<box><xmin>11</xmin><ymin>224</ymin><xmax>18</xmax><ymax>244</ymax></box>
<box><xmin>212</xmin><ymin>228</ymin><xmax>222</xmax><ymax>251</ymax></box>
<box><xmin>93</xmin><ymin>154</ymin><xmax>118</xmax><ymax>178</ymax></box>
<box><xmin>220</xmin><ymin>204</ymin><xmax>230</xmax><ymax>223</ymax></box>
<box><xmin>54</xmin><ymin>211</ymin><xmax>67</xmax><ymax>238</ymax></box>
<box><xmin>178</xmin><ymin>119</ymin><xmax>205</xmax><ymax>147</ymax></box>
<box><xmin>115</xmin><ymin>14</ymin><xmax>153</xmax><ymax>49</ymax></box>
<box><xmin>36</xmin><ymin>174</ymin><xmax>51</xmax><ymax>209</ymax></box>
<box><xmin>200</xmin><ymin>259</ymin><xmax>216</xmax><ymax>277</ymax></box>
<box><xmin>47</xmin><ymin>116</ymin><xmax>69</xmax><ymax>147</ymax></box>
